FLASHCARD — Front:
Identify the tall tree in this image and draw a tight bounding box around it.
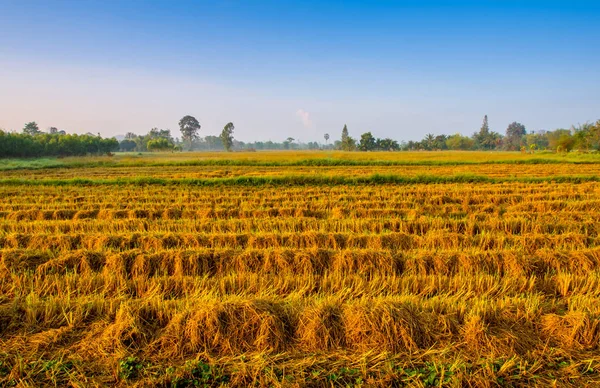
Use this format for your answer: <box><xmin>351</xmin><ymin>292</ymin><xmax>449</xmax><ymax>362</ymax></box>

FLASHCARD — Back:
<box><xmin>179</xmin><ymin>115</ymin><xmax>201</xmax><ymax>150</ymax></box>
<box><xmin>283</xmin><ymin>137</ymin><xmax>295</xmax><ymax>150</ymax></box>
<box><xmin>341</xmin><ymin>124</ymin><xmax>349</xmax><ymax>145</ymax></box>
<box><xmin>481</xmin><ymin>115</ymin><xmax>490</xmax><ymax>135</ymax></box>
<box><xmin>474</xmin><ymin>115</ymin><xmax>489</xmax><ymax>149</ymax></box>
<box><xmin>23</xmin><ymin>122</ymin><xmax>40</xmax><ymax>136</ymax></box>
<box><xmin>504</xmin><ymin>122</ymin><xmax>527</xmax><ymax>151</ymax></box>
<box><xmin>340</xmin><ymin>124</ymin><xmax>355</xmax><ymax>151</ymax></box>
<box><xmin>220</xmin><ymin>122</ymin><xmax>235</xmax><ymax>152</ymax></box>
<box><xmin>474</xmin><ymin>115</ymin><xmax>502</xmax><ymax>150</ymax></box>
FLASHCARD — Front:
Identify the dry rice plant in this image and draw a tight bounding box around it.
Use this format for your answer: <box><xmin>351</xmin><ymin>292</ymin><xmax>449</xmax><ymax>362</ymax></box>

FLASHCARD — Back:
<box><xmin>2</xmin><ymin>154</ymin><xmax>600</xmax><ymax>386</ymax></box>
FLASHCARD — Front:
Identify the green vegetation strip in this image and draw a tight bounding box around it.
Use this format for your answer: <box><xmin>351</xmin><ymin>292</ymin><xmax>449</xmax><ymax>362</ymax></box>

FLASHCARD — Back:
<box><xmin>1</xmin><ymin>174</ymin><xmax>599</xmax><ymax>186</ymax></box>
<box><xmin>2</xmin><ymin>157</ymin><xmax>600</xmax><ymax>171</ymax></box>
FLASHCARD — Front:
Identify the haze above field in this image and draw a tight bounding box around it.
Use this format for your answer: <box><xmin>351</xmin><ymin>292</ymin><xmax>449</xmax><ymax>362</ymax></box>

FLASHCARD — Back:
<box><xmin>1</xmin><ymin>1</ymin><xmax>599</xmax><ymax>141</ymax></box>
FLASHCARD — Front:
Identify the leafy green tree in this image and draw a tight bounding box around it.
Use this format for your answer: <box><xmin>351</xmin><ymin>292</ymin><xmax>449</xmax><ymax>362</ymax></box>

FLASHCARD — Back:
<box><xmin>179</xmin><ymin>115</ymin><xmax>201</xmax><ymax>150</ymax></box>
<box><xmin>573</xmin><ymin>129</ymin><xmax>589</xmax><ymax>150</ymax></box>
<box><xmin>119</xmin><ymin>139</ymin><xmax>137</xmax><ymax>152</ymax></box>
<box><xmin>220</xmin><ymin>122</ymin><xmax>235</xmax><ymax>151</ymax></box>
<box><xmin>134</xmin><ymin>137</ymin><xmax>147</xmax><ymax>152</ymax></box>
<box><xmin>488</xmin><ymin>132</ymin><xmax>503</xmax><ymax>149</ymax></box>
<box><xmin>358</xmin><ymin>132</ymin><xmax>377</xmax><ymax>151</ymax></box>
<box><xmin>569</xmin><ymin>122</ymin><xmax>597</xmax><ymax>150</ymax></box>
<box><xmin>147</xmin><ymin>138</ymin><xmax>174</xmax><ymax>151</ymax></box>
<box><xmin>557</xmin><ymin>134</ymin><xmax>575</xmax><ymax>152</ymax></box>
<box><xmin>588</xmin><ymin>120</ymin><xmax>600</xmax><ymax>150</ymax></box>
<box><xmin>524</xmin><ymin>131</ymin><xmax>549</xmax><ymax>151</ymax></box>
<box><xmin>23</xmin><ymin>122</ymin><xmax>41</xmax><ymax>136</ymax></box>
<box><xmin>99</xmin><ymin>137</ymin><xmax>120</xmax><ymax>154</ymax></box>
<box><xmin>446</xmin><ymin>133</ymin><xmax>474</xmax><ymax>150</ymax></box>
<box><xmin>546</xmin><ymin>129</ymin><xmax>573</xmax><ymax>151</ymax></box>
<box><xmin>434</xmin><ymin>135</ymin><xmax>448</xmax><ymax>150</ymax></box>
<box><xmin>376</xmin><ymin>138</ymin><xmax>400</xmax><ymax>151</ymax></box>
<box><xmin>148</xmin><ymin>128</ymin><xmax>173</xmax><ymax>142</ymax></box>
<box><xmin>202</xmin><ymin>135</ymin><xmax>223</xmax><ymax>150</ymax></box>
<box><xmin>504</xmin><ymin>122</ymin><xmax>527</xmax><ymax>151</ymax></box>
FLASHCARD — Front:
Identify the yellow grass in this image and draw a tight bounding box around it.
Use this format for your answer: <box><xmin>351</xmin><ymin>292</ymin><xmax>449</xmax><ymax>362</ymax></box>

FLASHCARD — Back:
<box><xmin>66</xmin><ymin>149</ymin><xmax>600</xmax><ymax>163</ymax></box>
<box><xmin>1</xmin><ymin>151</ymin><xmax>600</xmax><ymax>386</ymax></box>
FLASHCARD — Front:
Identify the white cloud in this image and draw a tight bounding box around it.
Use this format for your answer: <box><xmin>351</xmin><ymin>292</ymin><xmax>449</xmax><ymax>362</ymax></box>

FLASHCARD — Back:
<box><xmin>295</xmin><ymin>109</ymin><xmax>312</xmax><ymax>128</ymax></box>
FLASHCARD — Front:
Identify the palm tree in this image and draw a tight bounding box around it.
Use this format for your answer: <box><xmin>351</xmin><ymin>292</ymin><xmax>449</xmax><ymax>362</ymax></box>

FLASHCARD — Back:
<box><xmin>424</xmin><ymin>133</ymin><xmax>435</xmax><ymax>150</ymax></box>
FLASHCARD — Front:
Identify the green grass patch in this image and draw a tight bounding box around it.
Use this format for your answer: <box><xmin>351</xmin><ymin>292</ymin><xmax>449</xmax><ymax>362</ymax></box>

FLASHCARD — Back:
<box><xmin>1</xmin><ymin>174</ymin><xmax>599</xmax><ymax>187</ymax></box>
<box><xmin>3</xmin><ymin>152</ymin><xmax>600</xmax><ymax>171</ymax></box>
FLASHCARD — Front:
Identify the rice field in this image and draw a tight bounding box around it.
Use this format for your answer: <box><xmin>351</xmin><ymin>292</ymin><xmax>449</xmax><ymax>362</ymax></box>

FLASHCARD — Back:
<box><xmin>2</xmin><ymin>163</ymin><xmax>600</xmax><ymax>181</ymax></box>
<box><xmin>1</xmin><ymin>152</ymin><xmax>600</xmax><ymax>387</ymax></box>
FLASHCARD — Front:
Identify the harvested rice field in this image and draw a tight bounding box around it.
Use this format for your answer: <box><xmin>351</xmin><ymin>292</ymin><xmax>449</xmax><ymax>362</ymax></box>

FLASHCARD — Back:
<box><xmin>1</xmin><ymin>151</ymin><xmax>600</xmax><ymax>387</ymax></box>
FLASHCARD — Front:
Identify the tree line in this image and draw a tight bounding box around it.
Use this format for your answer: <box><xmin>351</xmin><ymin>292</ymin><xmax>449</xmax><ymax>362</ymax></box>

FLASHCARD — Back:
<box><xmin>118</xmin><ymin>117</ymin><xmax>320</xmax><ymax>152</ymax></box>
<box><xmin>405</xmin><ymin>116</ymin><xmax>600</xmax><ymax>152</ymax></box>
<box><xmin>119</xmin><ymin>118</ymin><xmax>240</xmax><ymax>153</ymax></box>
<box><xmin>1</xmin><ymin>115</ymin><xmax>599</xmax><ymax>157</ymax></box>
<box><xmin>0</xmin><ymin>122</ymin><xmax>119</xmax><ymax>158</ymax></box>
<box><xmin>336</xmin><ymin>116</ymin><xmax>600</xmax><ymax>152</ymax></box>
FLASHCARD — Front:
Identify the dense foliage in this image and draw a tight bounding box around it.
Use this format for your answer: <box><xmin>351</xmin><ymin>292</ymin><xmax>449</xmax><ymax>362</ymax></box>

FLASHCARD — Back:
<box><xmin>402</xmin><ymin>119</ymin><xmax>600</xmax><ymax>152</ymax></box>
<box><xmin>0</xmin><ymin>131</ymin><xmax>119</xmax><ymax>157</ymax></box>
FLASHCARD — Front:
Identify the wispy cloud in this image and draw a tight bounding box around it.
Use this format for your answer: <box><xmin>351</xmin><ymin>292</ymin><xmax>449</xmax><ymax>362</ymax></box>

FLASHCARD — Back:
<box><xmin>295</xmin><ymin>109</ymin><xmax>312</xmax><ymax>128</ymax></box>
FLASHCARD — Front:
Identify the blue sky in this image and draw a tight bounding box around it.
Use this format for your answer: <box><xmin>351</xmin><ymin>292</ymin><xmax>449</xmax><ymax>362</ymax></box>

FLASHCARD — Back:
<box><xmin>1</xmin><ymin>1</ymin><xmax>599</xmax><ymax>142</ymax></box>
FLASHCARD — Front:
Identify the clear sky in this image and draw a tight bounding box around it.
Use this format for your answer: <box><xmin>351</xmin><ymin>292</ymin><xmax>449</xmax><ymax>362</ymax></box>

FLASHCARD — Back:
<box><xmin>1</xmin><ymin>0</ymin><xmax>599</xmax><ymax>142</ymax></box>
